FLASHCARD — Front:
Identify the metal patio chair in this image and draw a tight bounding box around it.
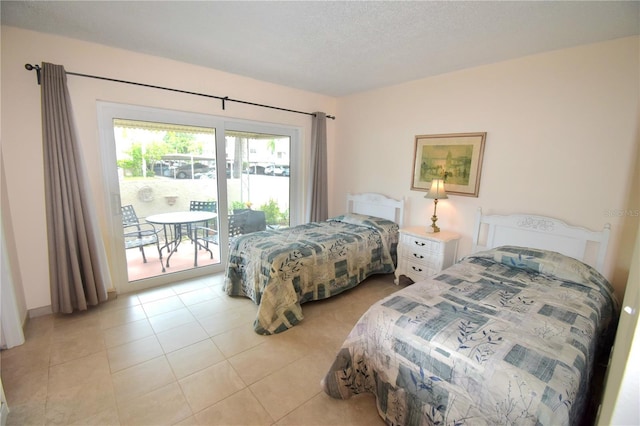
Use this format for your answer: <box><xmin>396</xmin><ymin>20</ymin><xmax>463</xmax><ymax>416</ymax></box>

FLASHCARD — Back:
<box><xmin>121</xmin><ymin>205</ymin><xmax>165</xmax><ymax>272</ymax></box>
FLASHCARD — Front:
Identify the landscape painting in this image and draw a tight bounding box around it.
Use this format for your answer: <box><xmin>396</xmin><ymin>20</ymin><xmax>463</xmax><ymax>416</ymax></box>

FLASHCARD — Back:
<box><xmin>411</xmin><ymin>132</ymin><xmax>486</xmax><ymax>197</ymax></box>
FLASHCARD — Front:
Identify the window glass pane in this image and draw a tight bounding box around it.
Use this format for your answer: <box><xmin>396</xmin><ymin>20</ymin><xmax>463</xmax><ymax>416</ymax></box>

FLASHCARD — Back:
<box><xmin>226</xmin><ymin>131</ymin><xmax>290</xmax><ymax>230</ymax></box>
<box><xmin>114</xmin><ymin>119</ymin><xmax>221</xmax><ymax>282</ymax></box>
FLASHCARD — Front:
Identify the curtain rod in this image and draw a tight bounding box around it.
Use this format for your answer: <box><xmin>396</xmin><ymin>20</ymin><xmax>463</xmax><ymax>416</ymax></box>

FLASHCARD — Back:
<box><xmin>24</xmin><ymin>63</ymin><xmax>335</xmax><ymax>120</ymax></box>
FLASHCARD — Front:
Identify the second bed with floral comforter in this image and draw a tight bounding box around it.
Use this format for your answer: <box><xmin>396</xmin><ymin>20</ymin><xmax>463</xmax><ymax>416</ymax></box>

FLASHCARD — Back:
<box><xmin>224</xmin><ymin>213</ymin><xmax>399</xmax><ymax>335</ymax></box>
<box><xmin>321</xmin><ymin>246</ymin><xmax>618</xmax><ymax>426</ymax></box>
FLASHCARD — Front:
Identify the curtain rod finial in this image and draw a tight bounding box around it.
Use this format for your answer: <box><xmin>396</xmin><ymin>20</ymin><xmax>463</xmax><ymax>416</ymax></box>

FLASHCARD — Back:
<box><xmin>25</xmin><ymin>63</ymin><xmax>42</xmax><ymax>85</ymax></box>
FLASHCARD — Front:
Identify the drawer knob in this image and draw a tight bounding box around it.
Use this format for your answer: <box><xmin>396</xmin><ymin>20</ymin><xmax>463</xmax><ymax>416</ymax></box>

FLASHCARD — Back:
<box><xmin>414</xmin><ymin>241</ymin><xmax>426</xmax><ymax>246</ymax></box>
<box><xmin>411</xmin><ymin>266</ymin><xmax>423</xmax><ymax>272</ymax></box>
<box><xmin>413</xmin><ymin>253</ymin><xmax>424</xmax><ymax>259</ymax></box>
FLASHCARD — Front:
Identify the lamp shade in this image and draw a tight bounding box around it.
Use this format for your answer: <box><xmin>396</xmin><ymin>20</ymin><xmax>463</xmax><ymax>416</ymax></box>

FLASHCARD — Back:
<box><xmin>424</xmin><ymin>179</ymin><xmax>448</xmax><ymax>200</ymax></box>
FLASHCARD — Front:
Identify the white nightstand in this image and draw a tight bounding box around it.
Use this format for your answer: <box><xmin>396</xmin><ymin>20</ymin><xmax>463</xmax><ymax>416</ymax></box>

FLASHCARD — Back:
<box><xmin>394</xmin><ymin>226</ymin><xmax>460</xmax><ymax>284</ymax></box>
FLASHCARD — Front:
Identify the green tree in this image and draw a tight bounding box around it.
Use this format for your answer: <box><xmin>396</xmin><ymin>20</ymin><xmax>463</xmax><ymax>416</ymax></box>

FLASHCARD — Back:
<box><xmin>117</xmin><ymin>141</ymin><xmax>170</xmax><ymax>177</ymax></box>
<box><xmin>145</xmin><ymin>142</ymin><xmax>170</xmax><ymax>175</ymax></box>
<box><xmin>163</xmin><ymin>131</ymin><xmax>201</xmax><ymax>154</ymax></box>
<box><xmin>146</xmin><ymin>142</ymin><xmax>169</xmax><ymax>162</ymax></box>
<box><xmin>117</xmin><ymin>143</ymin><xmax>144</xmax><ymax>176</ymax></box>
<box><xmin>266</xmin><ymin>139</ymin><xmax>276</xmax><ymax>156</ymax></box>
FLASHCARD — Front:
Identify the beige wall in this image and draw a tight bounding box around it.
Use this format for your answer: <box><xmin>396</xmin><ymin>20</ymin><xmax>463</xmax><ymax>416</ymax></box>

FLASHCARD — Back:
<box><xmin>332</xmin><ymin>36</ymin><xmax>639</xmax><ymax>297</ymax></box>
<box><xmin>1</xmin><ymin>26</ymin><xmax>336</xmax><ymax>310</ymax></box>
<box><xmin>2</xmin><ymin>25</ymin><xmax>638</xmax><ymax>310</ymax></box>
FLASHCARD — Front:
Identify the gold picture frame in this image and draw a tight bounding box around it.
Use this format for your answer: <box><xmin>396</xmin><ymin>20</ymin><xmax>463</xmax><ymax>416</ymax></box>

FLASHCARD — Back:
<box><xmin>411</xmin><ymin>132</ymin><xmax>487</xmax><ymax>197</ymax></box>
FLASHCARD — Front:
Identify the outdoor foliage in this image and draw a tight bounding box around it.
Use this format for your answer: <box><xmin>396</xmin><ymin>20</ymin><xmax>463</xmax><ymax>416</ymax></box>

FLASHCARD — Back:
<box><xmin>230</xmin><ymin>201</ymin><xmax>249</xmax><ymax>211</ymax></box>
<box><xmin>117</xmin><ymin>131</ymin><xmax>203</xmax><ymax>177</ymax></box>
<box><xmin>163</xmin><ymin>131</ymin><xmax>202</xmax><ymax>154</ymax></box>
<box><xmin>228</xmin><ymin>199</ymin><xmax>288</xmax><ymax>226</ymax></box>
<box><xmin>117</xmin><ymin>143</ymin><xmax>145</xmax><ymax>176</ymax></box>
<box><xmin>260</xmin><ymin>199</ymin><xmax>289</xmax><ymax>225</ymax></box>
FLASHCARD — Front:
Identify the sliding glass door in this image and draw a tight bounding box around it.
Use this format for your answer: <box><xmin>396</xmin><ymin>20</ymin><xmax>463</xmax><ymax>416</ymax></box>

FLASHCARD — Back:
<box><xmin>98</xmin><ymin>103</ymin><xmax>301</xmax><ymax>293</ymax></box>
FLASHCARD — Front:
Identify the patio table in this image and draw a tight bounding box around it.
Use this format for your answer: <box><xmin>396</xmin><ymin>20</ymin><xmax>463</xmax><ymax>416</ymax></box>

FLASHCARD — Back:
<box><xmin>146</xmin><ymin>211</ymin><xmax>217</xmax><ymax>268</ymax></box>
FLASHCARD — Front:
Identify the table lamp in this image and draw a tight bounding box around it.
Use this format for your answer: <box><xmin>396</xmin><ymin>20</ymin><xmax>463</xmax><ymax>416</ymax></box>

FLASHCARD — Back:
<box><xmin>424</xmin><ymin>179</ymin><xmax>448</xmax><ymax>233</ymax></box>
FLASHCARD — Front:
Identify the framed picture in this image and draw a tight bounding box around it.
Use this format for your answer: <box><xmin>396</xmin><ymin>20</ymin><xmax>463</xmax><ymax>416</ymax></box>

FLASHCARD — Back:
<box><xmin>411</xmin><ymin>132</ymin><xmax>486</xmax><ymax>197</ymax></box>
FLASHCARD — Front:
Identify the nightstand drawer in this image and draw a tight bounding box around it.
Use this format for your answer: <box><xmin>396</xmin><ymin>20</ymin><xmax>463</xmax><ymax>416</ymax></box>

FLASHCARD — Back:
<box><xmin>400</xmin><ymin>249</ymin><xmax>439</xmax><ymax>270</ymax></box>
<box><xmin>399</xmin><ymin>257</ymin><xmax>438</xmax><ymax>281</ymax></box>
<box><xmin>400</xmin><ymin>234</ymin><xmax>443</xmax><ymax>257</ymax></box>
<box><xmin>402</xmin><ymin>249</ymin><xmax>433</xmax><ymax>265</ymax></box>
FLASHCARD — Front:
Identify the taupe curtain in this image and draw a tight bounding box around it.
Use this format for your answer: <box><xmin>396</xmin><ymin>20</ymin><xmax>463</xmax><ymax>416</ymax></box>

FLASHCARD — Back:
<box><xmin>309</xmin><ymin>112</ymin><xmax>328</xmax><ymax>222</ymax></box>
<box><xmin>41</xmin><ymin>62</ymin><xmax>109</xmax><ymax>313</ymax></box>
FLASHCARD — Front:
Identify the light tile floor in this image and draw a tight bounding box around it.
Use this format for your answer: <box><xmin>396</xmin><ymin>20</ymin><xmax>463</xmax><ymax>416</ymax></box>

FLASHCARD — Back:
<box><xmin>1</xmin><ymin>273</ymin><xmax>408</xmax><ymax>425</ymax></box>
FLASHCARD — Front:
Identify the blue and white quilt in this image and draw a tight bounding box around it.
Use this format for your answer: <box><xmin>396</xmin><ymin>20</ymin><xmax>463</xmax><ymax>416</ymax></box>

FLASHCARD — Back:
<box><xmin>224</xmin><ymin>214</ymin><xmax>399</xmax><ymax>335</ymax></box>
<box><xmin>321</xmin><ymin>246</ymin><xmax>618</xmax><ymax>426</ymax></box>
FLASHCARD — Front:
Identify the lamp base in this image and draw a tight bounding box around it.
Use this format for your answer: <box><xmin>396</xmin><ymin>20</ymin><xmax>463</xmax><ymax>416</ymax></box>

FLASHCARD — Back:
<box><xmin>429</xmin><ymin>215</ymin><xmax>440</xmax><ymax>233</ymax></box>
<box><xmin>426</xmin><ymin>198</ymin><xmax>441</xmax><ymax>233</ymax></box>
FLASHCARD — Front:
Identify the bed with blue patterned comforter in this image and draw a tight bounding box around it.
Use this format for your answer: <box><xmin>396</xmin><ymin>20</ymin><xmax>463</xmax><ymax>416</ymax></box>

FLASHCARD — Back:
<box><xmin>321</xmin><ymin>246</ymin><xmax>618</xmax><ymax>426</ymax></box>
<box><xmin>224</xmin><ymin>213</ymin><xmax>399</xmax><ymax>335</ymax></box>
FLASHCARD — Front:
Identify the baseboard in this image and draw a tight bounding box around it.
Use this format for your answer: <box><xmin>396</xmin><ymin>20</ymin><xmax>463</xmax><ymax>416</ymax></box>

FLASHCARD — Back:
<box><xmin>28</xmin><ymin>305</ymin><xmax>53</xmax><ymax>319</ymax></box>
<box><xmin>27</xmin><ymin>293</ymin><xmax>117</xmax><ymax>318</ymax></box>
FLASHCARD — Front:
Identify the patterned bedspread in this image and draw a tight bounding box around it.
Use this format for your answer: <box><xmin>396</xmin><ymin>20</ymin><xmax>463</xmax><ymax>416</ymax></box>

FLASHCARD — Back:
<box><xmin>321</xmin><ymin>246</ymin><xmax>618</xmax><ymax>426</ymax></box>
<box><xmin>224</xmin><ymin>214</ymin><xmax>399</xmax><ymax>335</ymax></box>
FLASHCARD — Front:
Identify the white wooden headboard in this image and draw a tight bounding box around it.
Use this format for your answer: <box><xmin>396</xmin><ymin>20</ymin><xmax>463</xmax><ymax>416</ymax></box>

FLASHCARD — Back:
<box><xmin>347</xmin><ymin>193</ymin><xmax>404</xmax><ymax>227</ymax></box>
<box><xmin>472</xmin><ymin>208</ymin><xmax>610</xmax><ymax>274</ymax></box>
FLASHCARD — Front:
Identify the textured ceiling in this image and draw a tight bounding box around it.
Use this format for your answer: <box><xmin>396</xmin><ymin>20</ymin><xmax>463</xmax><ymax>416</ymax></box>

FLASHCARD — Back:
<box><xmin>2</xmin><ymin>1</ymin><xmax>639</xmax><ymax>97</ymax></box>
